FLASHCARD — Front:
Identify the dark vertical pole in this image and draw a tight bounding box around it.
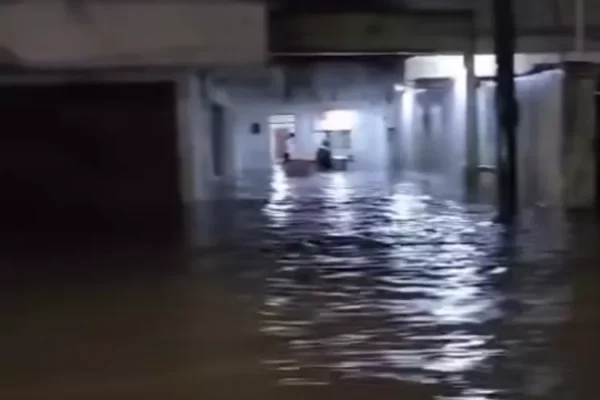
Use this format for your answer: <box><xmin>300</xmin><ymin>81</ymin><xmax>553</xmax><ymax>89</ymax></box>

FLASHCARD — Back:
<box><xmin>494</xmin><ymin>0</ymin><xmax>518</xmax><ymax>222</ymax></box>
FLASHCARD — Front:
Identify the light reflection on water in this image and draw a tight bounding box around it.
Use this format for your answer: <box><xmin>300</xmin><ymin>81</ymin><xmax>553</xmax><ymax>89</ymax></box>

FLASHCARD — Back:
<box><xmin>257</xmin><ymin>171</ymin><xmax>572</xmax><ymax>399</ymax></box>
<box><xmin>0</xmin><ymin>170</ymin><xmax>587</xmax><ymax>400</ymax></box>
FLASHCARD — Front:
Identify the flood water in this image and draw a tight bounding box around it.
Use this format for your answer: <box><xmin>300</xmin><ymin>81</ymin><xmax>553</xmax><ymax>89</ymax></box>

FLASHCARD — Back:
<box><xmin>1</xmin><ymin>169</ymin><xmax>598</xmax><ymax>399</ymax></box>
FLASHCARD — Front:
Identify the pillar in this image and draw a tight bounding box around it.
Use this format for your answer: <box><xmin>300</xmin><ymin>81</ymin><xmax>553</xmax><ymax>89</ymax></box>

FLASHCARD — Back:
<box><xmin>176</xmin><ymin>74</ymin><xmax>196</xmax><ymax>206</ymax></box>
<box><xmin>386</xmin><ymin>96</ymin><xmax>402</xmax><ymax>171</ymax></box>
<box><xmin>493</xmin><ymin>0</ymin><xmax>518</xmax><ymax>222</ymax></box>
<box><xmin>464</xmin><ymin>52</ymin><xmax>479</xmax><ymax>195</ymax></box>
<box><xmin>562</xmin><ymin>62</ymin><xmax>597</xmax><ymax>210</ymax></box>
<box><xmin>221</xmin><ymin>107</ymin><xmax>237</xmax><ymax>179</ymax></box>
<box><xmin>177</xmin><ymin>72</ymin><xmax>241</xmax><ymax>247</ymax></box>
<box><xmin>176</xmin><ymin>72</ymin><xmax>216</xmax><ymax>247</ymax></box>
<box><xmin>176</xmin><ymin>73</ymin><xmax>209</xmax><ymax>204</ymax></box>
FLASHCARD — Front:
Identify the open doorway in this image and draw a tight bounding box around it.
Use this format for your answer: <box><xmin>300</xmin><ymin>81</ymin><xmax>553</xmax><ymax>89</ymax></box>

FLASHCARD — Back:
<box><xmin>268</xmin><ymin>114</ymin><xmax>296</xmax><ymax>164</ymax></box>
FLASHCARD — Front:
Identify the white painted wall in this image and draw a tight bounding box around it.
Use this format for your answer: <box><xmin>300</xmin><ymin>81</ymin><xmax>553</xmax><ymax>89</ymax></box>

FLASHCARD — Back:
<box><xmin>398</xmin><ymin>80</ymin><xmax>466</xmax><ymax>186</ymax></box>
<box><xmin>225</xmin><ymin>62</ymin><xmax>400</xmax><ymax>175</ymax></box>
<box><xmin>401</xmin><ymin>55</ymin><xmax>469</xmax><ymax>185</ymax></box>
<box><xmin>476</xmin><ymin>81</ymin><xmax>497</xmax><ymax>167</ymax></box>
<box><xmin>517</xmin><ymin>70</ymin><xmax>564</xmax><ymax>207</ymax></box>
<box><xmin>232</xmin><ymin>100</ymin><xmax>390</xmax><ymax>174</ymax></box>
<box><xmin>476</xmin><ymin>71</ymin><xmax>564</xmax><ymax>207</ymax></box>
<box><xmin>402</xmin><ymin>55</ymin><xmax>564</xmax><ymax>206</ymax></box>
<box><xmin>0</xmin><ymin>1</ymin><xmax>266</xmax><ymax>67</ymax></box>
<box><xmin>399</xmin><ymin>88</ymin><xmax>415</xmax><ymax>170</ymax></box>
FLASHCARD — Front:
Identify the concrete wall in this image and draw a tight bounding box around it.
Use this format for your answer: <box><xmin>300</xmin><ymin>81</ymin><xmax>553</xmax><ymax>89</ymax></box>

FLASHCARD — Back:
<box><xmin>271</xmin><ymin>3</ymin><xmax>600</xmax><ymax>54</ymax></box>
<box><xmin>176</xmin><ymin>73</ymin><xmax>238</xmax><ymax>247</ymax></box>
<box><xmin>3</xmin><ymin>1</ymin><xmax>600</xmax><ymax>63</ymax></box>
<box><xmin>177</xmin><ymin>74</ymin><xmax>207</xmax><ymax>204</ymax></box>
<box><xmin>0</xmin><ymin>1</ymin><xmax>266</xmax><ymax>67</ymax></box>
<box><xmin>270</xmin><ymin>11</ymin><xmax>473</xmax><ymax>53</ymax></box>
<box><xmin>515</xmin><ymin>70</ymin><xmax>565</xmax><ymax>207</ymax></box>
<box><xmin>474</xmin><ymin>0</ymin><xmax>600</xmax><ymax>32</ymax></box>
<box><xmin>476</xmin><ymin>0</ymin><xmax>600</xmax><ymax>52</ymax></box>
<box><xmin>178</xmin><ymin>74</ymin><xmax>236</xmax><ymax>202</ymax></box>
<box><xmin>562</xmin><ymin>62</ymin><xmax>597</xmax><ymax>209</ymax></box>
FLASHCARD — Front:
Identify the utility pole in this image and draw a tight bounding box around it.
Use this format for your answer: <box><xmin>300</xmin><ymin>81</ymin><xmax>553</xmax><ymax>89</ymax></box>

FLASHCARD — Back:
<box><xmin>493</xmin><ymin>0</ymin><xmax>518</xmax><ymax>222</ymax></box>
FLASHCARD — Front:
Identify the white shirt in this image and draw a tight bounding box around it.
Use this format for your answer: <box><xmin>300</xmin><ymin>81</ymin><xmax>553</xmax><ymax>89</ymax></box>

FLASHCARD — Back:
<box><xmin>286</xmin><ymin>137</ymin><xmax>297</xmax><ymax>158</ymax></box>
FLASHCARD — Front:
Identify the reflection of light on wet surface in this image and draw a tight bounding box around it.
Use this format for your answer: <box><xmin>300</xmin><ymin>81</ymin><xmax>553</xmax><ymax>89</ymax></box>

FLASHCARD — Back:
<box><xmin>328</xmin><ymin>173</ymin><xmax>350</xmax><ymax>202</ymax></box>
<box><xmin>390</xmin><ymin>189</ymin><xmax>428</xmax><ymax>221</ymax></box>
<box><xmin>323</xmin><ymin>173</ymin><xmax>355</xmax><ymax>235</ymax></box>
<box><xmin>263</xmin><ymin>166</ymin><xmax>293</xmax><ymax>227</ymax></box>
<box><xmin>0</xmin><ymin>171</ymin><xmax>581</xmax><ymax>400</ymax></box>
<box><xmin>270</xmin><ymin>166</ymin><xmax>289</xmax><ymax>200</ymax></box>
<box><xmin>259</xmin><ymin>172</ymin><xmax>571</xmax><ymax>399</ymax></box>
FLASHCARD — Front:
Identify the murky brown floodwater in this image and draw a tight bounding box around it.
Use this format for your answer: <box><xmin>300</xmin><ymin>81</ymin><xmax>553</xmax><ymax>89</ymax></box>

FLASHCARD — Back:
<box><xmin>1</xmin><ymin>169</ymin><xmax>599</xmax><ymax>399</ymax></box>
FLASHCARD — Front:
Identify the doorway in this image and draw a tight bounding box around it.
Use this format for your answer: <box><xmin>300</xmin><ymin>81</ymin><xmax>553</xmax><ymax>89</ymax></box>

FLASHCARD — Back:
<box><xmin>0</xmin><ymin>81</ymin><xmax>181</xmax><ymax>239</ymax></box>
<box><xmin>211</xmin><ymin>103</ymin><xmax>225</xmax><ymax>177</ymax></box>
<box><xmin>268</xmin><ymin>114</ymin><xmax>296</xmax><ymax>163</ymax></box>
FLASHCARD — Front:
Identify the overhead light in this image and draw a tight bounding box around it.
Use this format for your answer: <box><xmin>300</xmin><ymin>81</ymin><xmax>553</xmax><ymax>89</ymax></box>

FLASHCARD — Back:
<box><xmin>394</xmin><ymin>84</ymin><xmax>405</xmax><ymax>92</ymax></box>
<box><xmin>316</xmin><ymin>110</ymin><xmax>357</xmax><ymax>131</ymax></box>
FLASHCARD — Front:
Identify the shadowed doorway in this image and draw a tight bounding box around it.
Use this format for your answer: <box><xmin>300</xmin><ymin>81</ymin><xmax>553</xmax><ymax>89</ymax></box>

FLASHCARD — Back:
<box><xmin>0</xmin><ymin>80</ymin><xmax>182</xmax><ymax>247</ymax></box>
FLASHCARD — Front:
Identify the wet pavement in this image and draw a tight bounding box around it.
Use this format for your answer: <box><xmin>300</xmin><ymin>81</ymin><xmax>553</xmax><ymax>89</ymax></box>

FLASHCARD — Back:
<box><xmin>1</xmin><ymin>169</ymin><xmax>598</xmax><ymax>399</ymax></box>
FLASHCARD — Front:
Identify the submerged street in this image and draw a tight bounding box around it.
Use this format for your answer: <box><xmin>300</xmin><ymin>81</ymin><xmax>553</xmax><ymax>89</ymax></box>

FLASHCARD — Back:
<box><xmin>0</xmin><ymin>170</ymin><xmax>595</xmax><ymax>399</ymax></box>
<box><xmin>1</xmin><ymin>0</ymin><xmax>599</xmax><ymax>399</ymax></box>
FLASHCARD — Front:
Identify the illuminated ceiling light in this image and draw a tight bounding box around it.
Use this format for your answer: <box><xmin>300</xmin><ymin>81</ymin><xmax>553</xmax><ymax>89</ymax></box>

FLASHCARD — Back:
<box><xmin>317</xmin><ymin>110</ymin><xmax>357</xmax><ymax>131</ymax></box>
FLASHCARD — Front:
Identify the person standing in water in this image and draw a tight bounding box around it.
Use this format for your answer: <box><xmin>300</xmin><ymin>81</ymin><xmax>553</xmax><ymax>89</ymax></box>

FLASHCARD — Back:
<box><xmin>283</xmin><ymin>133</ymin><xmax>296</xmax><ymax>163</ymax></box>
<box><xmin>316</xmin><ymin>138</ymin><xmax>333</xmax><ymax>171</ymax></box>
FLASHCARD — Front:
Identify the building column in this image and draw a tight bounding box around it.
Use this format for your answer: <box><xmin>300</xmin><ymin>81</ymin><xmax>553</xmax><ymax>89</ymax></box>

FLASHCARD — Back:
<box><xmin>493</xmin><ymin>0</ymin><xmax>518</xmax><ymax>221</ymax></box>
<box><xmin>177</xmin><ymin>72</ymin><xmax>220</xmax><ymax>247</ymax></box>
<box><xmin>386</xmin><ymin>97</ymin><xmax>402</xmax><ymax>170</ymax></box>
<box><xmin>220</xmin><ymin>107</ymin><xmax>236</xmax><ymax>179</ymax></box>
<box><xmin>464</xmin><ymin>52</ymin><xmax>479</xmax><ymax>195</ymax></box>
<box><xmin>562</xmin><ymin>62</ymin><xmax>597</xmax><ymax>210</ymax></box>
<box><xmin>176</xmin><ymin>74</ymin><xmax>196</xmax><ymax>206</ymax></box>
<box><xmin>177</xmin><ymin>73</ymin><xmax>211</xmax><ymax>204</ymax></box>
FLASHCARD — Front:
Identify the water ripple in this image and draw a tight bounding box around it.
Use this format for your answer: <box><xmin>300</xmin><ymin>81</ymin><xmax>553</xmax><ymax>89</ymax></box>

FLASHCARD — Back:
<box><xmin>250</xmin><ymin>169</ymin><xmax>572</xmax><ymax>399</ymax></box>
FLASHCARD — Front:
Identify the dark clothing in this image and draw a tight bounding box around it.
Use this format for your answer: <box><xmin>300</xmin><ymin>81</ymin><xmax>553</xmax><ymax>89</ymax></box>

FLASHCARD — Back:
<box><xmin>316</xmin><ymin>147</ymin><xmax>333</xmax><ymax>170</ymax></box>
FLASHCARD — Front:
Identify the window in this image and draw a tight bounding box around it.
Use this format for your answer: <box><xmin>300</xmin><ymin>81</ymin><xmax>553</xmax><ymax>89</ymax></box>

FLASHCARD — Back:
<box><xmin>314</xmin><ymin>110</ymin><xmax>357</xmax><ymax>159</ymax></box>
